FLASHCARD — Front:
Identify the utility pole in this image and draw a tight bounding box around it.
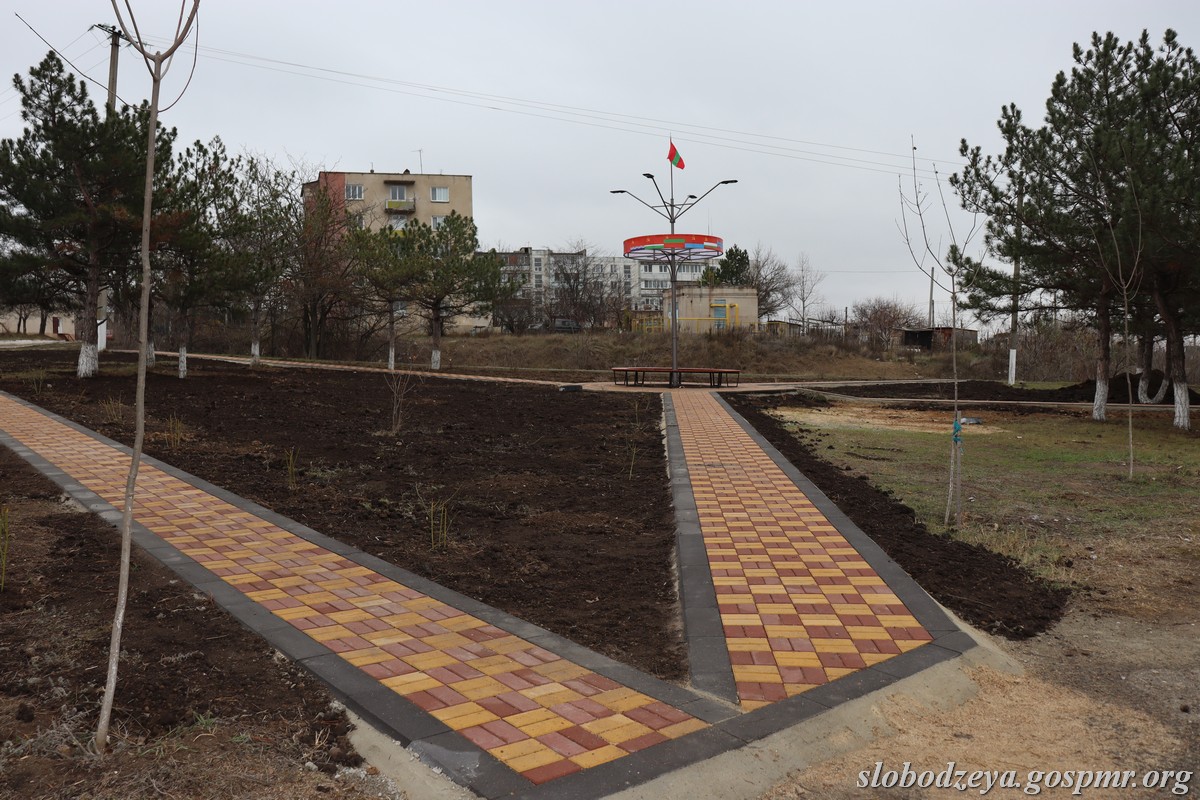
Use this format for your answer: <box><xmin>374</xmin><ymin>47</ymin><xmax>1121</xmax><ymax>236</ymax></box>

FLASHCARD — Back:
<box><xmin>92</xmin><ymin>24</ymin><xmax>128</xmax><ymax>354</ymax></box>
<box><xmin>93</xmin><ymin>24</ymin><xmax>128</xmax><ymax>117</ymax></box>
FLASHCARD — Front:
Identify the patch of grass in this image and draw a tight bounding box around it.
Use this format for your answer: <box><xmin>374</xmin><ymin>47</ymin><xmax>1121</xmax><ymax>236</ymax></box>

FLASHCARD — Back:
<box><xmin>100</xmin><ymin>396</ymin><xmax>125</xmax><ymax>424</ymax></box>
<box><xmin>25</xmin><ymin>368</ymin><xmax>48</xmax><ymax>396</ymax></box>
<box><xmin>415</xmin><ymin>486</ymin><xmax>456</xmax><ymax>550</ymax></box>
<box><xmin>164</xmin><ymin>414</ymin><xmax>187</xmax><ymax>449</ymax></box>
<box><xmin>773</xmin><ymin>404</ymin><xmax>1200</xmax><ymax>609</ymax></box>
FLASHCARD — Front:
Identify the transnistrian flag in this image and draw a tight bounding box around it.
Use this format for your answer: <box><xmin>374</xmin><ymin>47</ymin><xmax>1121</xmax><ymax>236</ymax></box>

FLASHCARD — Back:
<box><xmin>668</xmin><ymin>140</ymin><xmax>685</xmax><ymax>169</ymax></box>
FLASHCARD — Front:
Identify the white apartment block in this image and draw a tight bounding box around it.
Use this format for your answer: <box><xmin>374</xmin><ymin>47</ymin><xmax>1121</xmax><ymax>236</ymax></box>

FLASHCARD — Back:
<box><xmin>495</xmin><ymin>247</ymin><xmax>707</xmax><ymax>314</ymax></box>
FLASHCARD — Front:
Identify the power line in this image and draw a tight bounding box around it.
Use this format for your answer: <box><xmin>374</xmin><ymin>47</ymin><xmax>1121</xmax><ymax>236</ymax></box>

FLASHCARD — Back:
<box><xmin>10</xmin><ymin>15</ymin><xmax>128</xmax><ymax>108</ymax></box>
<box><xmin>130</xmin><ymin>33</ymin><xmax>960</xmax><ymax>180</ymax></box>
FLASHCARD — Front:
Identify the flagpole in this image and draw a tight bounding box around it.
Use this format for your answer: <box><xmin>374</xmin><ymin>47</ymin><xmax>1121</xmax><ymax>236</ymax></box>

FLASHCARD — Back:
<box><xmin>668</xmin><ymin>141</ymin><xmax>678</xmax><ymax>386</ymax></box>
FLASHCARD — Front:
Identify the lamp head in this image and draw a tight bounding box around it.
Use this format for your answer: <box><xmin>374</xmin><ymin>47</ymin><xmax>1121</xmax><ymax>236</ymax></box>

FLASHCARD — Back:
<box><xmin>720</xmin><ymin>179</ymin><xmax>738</xmax><ymax>185</ymax></box>
<box><xmin>642</xmin><ymin>173</ymin><xmax>655</xmax><ymax>180</ymax></box>
<box><xmin>610</xmin><ymin>189</ymin><xmax>627</xmax><ymax>194</ymax></box>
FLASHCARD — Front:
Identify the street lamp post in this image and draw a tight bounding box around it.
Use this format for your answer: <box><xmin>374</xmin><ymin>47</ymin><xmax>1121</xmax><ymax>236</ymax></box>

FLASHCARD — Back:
<box><xmin>611</xmin><ymin>175</ymin><xmax>736</xmax><ymax>387</ymax></box>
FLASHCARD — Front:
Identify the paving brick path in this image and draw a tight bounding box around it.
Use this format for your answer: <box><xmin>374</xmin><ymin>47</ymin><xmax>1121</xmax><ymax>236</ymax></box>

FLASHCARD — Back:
<box><xmin>669</xmin><ymin>392</ymin><xmax>931</xmax><ymax>709</ymax></box>
<box><xmin>1</xmin><ymin>378</ymin><xmax>961</xmax><ymax>799</ymax></box>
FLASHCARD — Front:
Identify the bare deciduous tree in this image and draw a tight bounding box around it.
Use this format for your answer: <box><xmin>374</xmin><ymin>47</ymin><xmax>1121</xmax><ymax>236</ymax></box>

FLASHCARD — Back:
<box><xmin>748</xmin><ymin>244</ymin><xmax>796</xmax><ymax>320</ymax></box>
<box><xmin>790</xmin><ymin>252</ymin><xmax>825</xmax><ymax>333</ymax></box>
<box><xmin>851</xmin><ymin>296</ymin><xmax>922</xmax><ymax>352</ymax></box>
<box><xmin>98</xmin><ymin>0</ymin><xmax>200</xmax><ymax>755</ymax></box>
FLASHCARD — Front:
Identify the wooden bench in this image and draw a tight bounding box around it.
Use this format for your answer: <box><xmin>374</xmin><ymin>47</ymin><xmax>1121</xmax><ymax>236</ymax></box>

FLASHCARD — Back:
<box><xmin>611</xmin><ymin>366</ymin><xmax>741</xmax><ymax>388</ymax></box>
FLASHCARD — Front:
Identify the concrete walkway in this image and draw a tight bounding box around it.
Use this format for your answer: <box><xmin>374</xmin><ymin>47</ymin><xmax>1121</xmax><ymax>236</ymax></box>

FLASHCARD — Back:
<box><xmin>0</xmin><ymin>378</ymin><xmax>976</xmax><ymax>800</ymax></box>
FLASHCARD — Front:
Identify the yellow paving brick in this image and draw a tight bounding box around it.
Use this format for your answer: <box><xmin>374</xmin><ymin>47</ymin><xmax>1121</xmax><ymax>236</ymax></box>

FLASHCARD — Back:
<box><xmin>505</xmin><ymin>707</ymin><xmax>559</xmax><ymax>729</ymax></box>
<box><xmin>465</xmin><ymin>655</ymin><xmax>518</xmax><ymax>674</ymax></box>
<box><xmin>846</xmin><ymin>626</ymin><xmax>891</xmax><ymax>639</ymax></box>
<box><xmin>659</xmin><ymin>718</ymin><xmax>708</xmax><ymax>739</ymax></box>
<box><xmin>532</xmin><ymin>660</ymin><xmax>590</xmax><ymax>682</ymax></box>
<box><xmin>763</xmin><ymin>625</ymin><xmax>809</xmax><ymax>638</ymax></box>
<box><xmin>570</xmin><ymin>744</ymin><xmax>628</xmax><ymax>769</ymax></box>
<box><xmin>382</xmin><ymin>673</ymin><xmax>441</xmax><ymax>694</ymax></box>
<box><xmin>595</xmin><ymin>721</ymin><xmax>654</xmax><ymax>745</ymax></box>
<box><xmin>440</xmin><ymin>615</ymin><xmax>485</xmax><ymax>632</ymax></box>
<box><xmin>433</xmin><ymin>708</ymin><xmax>500</xmax><ymax>730</ymax></box>
<box><xmin>772</xmin><ymin>652</ymin><xmax>822</xmax><ymax>667</ymax></box>
<box><xmin>581</xmin><ymin>714</ymin><xmax>634</xmax><ymax>736</ymax></box>
<box><xmin>830</xmin><ymin>604</ymin><xmax>874</xmax><ymax>615</ymax></box>
<box><xmin>530</xmin><ymin>688</ymin><xmax>583</xmax><ymax>708</ymax></box>
<box><xmin>422</xmin><ymin>633</ymin><xmax>471</xmax><ymax>651</ymax></box>
<box><xmin>453</xmin><ymin>676</ymin><xmax>509</xmax><ymax>700</ymax></box>
<box><xmin>345</xmin><ymin>649</ymin><xmax>395</xmax><ymax>667</ymax></box>
<box><xmin>810</xmin><ymin>639</ymin><xmax>861</xmax><ymax>654</ymax></box>
<box><xmin>490</xmin><ymin>738</ymin><xmax>547</xmax><ymax>762</ymax></box>
<box><xmin>363</xmin><ymin>631</ymin><xmax>414</xmax><ymax>646</ymax></box>
<box><xmin>482</xmin><ymin>635</ymin><xmax>530</xmax><ymax>655</ymax></box>
<box><xmin>731</xmin><ymin>666</ymin><xmax>783</xmax><ymax>683</ymax></box>
<box><xmin>329</xmin><ymin>608</ymin><xmax>378</xmax><ymax>624</ymax></box>
<box><xmin>506</xmin><ymin>746</ymin><xmax>564</xmax><ymax>774</ymax></box>
<box><xmin>402</xmin><ymin>650</ymin><xmax>460</xmax><ymax>671</ymax></box>
<box><xmin>516</xmin><ymin>715</ymin><xmax>575</xmax><ymax>738</ymax></box>
<box><xmin>308</xmin><ymin>625</ymin><xmax>352</xmax><ymax>642</ymax></box>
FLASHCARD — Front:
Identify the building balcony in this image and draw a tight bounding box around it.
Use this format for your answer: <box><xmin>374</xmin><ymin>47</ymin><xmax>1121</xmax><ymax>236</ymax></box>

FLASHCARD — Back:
<box><xmin>385</xmin><ymin>199</ymin><xmax>416</xmax><ymax>213</ymax></box>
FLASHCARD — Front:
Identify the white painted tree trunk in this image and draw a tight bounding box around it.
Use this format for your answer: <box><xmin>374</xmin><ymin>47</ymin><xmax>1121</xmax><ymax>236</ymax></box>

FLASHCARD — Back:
<box><xmin>1173</xmin><ymin>381</ymin><xmax>1191</xmax><ymax>431</ymax></box>
<box><xmin>431</xmin><ymin>349</ymin><xmax>441</xmax><ymax>371</ymax></box>
<box><xmin>1151</xmin><ymin>377</ymin><xmax>1168</xmax><ymax>404</ymax></box>
<box><xmin>1137</xmin><ymin>371</ymin><xmax>1151</xmax><ymax>404</ymax></box>
<box><xmin>250</xmin><ymin>339</ymin><xmax>260</xmax><ymax>365</ymax></box>
<box><xmin>178</xmin><ymin>345</ymin><xmax>187</xmax><ymax>379</ymax></box>
<box><xmin>146</xmin><ymin>339</ymin><xmax>156</xmax><ymax>368</ymax></box>
<box><xmin>77</xmin><ymin>342</ymin><xmax>99</xmax><ymax>378</ymax></box>
<box><xmin>1092</xmin><ymin>375</ymin><xmax>1109</xmax><ymax>422</ymax></box>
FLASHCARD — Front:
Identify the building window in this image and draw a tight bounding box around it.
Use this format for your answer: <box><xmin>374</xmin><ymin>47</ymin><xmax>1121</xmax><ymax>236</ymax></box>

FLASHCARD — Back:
<box><xmin>431</xmin><ymin>186</ymin><xmax>449</xmax><ymax>202</ymax></box>
<box><xmin>346</xmin><ymin>184</ymin><xmax>364</xmax><ymax>201</ymax></box>
<box><xmin>386</xmin><ymin>220</ymin><xmax>405</xmax><ymax>232</ymax></box>
<box><xmin>389</xmin><ymin>185</ymin><xmax>406</xmax><ymax>201</ymax></box>
<box><xmin>350</xmin><ymin>213</ymin><xmax>365</xmax><ymax>230</ymax></box>
<box><xmin>432</xmin><ymin>215</ymin><xmax>447</xmax><ymax>229</ymax></box>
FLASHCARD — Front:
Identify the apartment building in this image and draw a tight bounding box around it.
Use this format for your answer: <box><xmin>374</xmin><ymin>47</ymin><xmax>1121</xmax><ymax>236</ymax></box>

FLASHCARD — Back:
<box><xmin>493</xmin><ymin>248</ymin><xmax>637</xmax><ymax>316</ymax></box>
<box><xmin>301</xmin><ymin>170</ymin><xmax>473</xmax><ymax>232</ymax></box>
<box><xmin>495</xmin><ymin>246</ymin><xmax>703</xmax><ymax>315</ymax></box>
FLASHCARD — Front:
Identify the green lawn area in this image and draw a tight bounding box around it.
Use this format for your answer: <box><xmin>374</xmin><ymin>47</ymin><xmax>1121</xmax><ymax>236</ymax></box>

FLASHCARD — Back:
<box><xmin>771</xmin><ymin>404</ymin><xmax>1199</xmax><ymax>618</ymax></box>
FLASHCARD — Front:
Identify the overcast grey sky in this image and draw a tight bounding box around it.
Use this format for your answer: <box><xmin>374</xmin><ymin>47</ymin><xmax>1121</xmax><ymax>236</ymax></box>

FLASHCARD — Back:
<box><xmin>3</xmin><ymin>1</ymin><xmax>1198</xmax><ymax>324</ymax></box>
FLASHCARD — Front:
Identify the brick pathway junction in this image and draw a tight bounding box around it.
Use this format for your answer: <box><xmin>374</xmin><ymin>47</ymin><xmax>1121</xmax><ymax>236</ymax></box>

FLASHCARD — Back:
<box><xmin>0</xmin><ymin>376</ymin><xmax>972</xmax><ymax>800</ymax></box>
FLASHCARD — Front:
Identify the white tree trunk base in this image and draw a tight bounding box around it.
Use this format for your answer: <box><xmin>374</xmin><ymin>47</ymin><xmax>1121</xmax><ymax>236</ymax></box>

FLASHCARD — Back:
<box><xmin>146</xmin><ymin>340</ymin><xmax>156</xmax><ymax>368</ymax></box>
<box><xmin>77</xmin><ymin>343</ymin><xmax>99</xmax><ymax>378</ymax></box>
<box><xmin>250</xmin><ymin>339</ymin><xmax>260</xmax><ymax>366</ymax></box>
<box><xmin>431</xmin><ymin>349</ymin><xmax>441</xmax><ymax>371</ymax></box>
<box><xmin>1137</xmin><ymin>372</ymin><xmax>1151</xmax><ymax>404</ymax></box>
<box><xmin>1173</xmin><ymin>381</ymin><xmax>1191</xmax><ymax>430</ymax></box>
<box><xmin>388</xmin><ymin>343</ymin><xmax>396</xmax><ymax>371</ymax></box>
<box><xmin>178</xmin><ymin>345</ymin><xmax>188</xmax><ymax>379</ymax></box>
<box><xmin>1092</xmin><ymin>377</ymin><xmax>1109</xmax><ymax>421</ymax></box>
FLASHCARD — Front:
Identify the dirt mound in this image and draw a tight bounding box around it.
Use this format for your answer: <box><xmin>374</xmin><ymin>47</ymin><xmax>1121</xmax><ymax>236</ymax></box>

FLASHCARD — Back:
<box><xmin>1058</xmin><ymin>370</ymin><xmax>1200</xmax><ymax>404</ymax></box>
<box><xmin>825</xmin><ymin>374</ymin><xmax>1199</xmax><ymax>405</ymax></box>
<box><xmin>725</xmin><ymin>394</ymin><xmax>1070</xmax><ymax>639</ymax></box>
